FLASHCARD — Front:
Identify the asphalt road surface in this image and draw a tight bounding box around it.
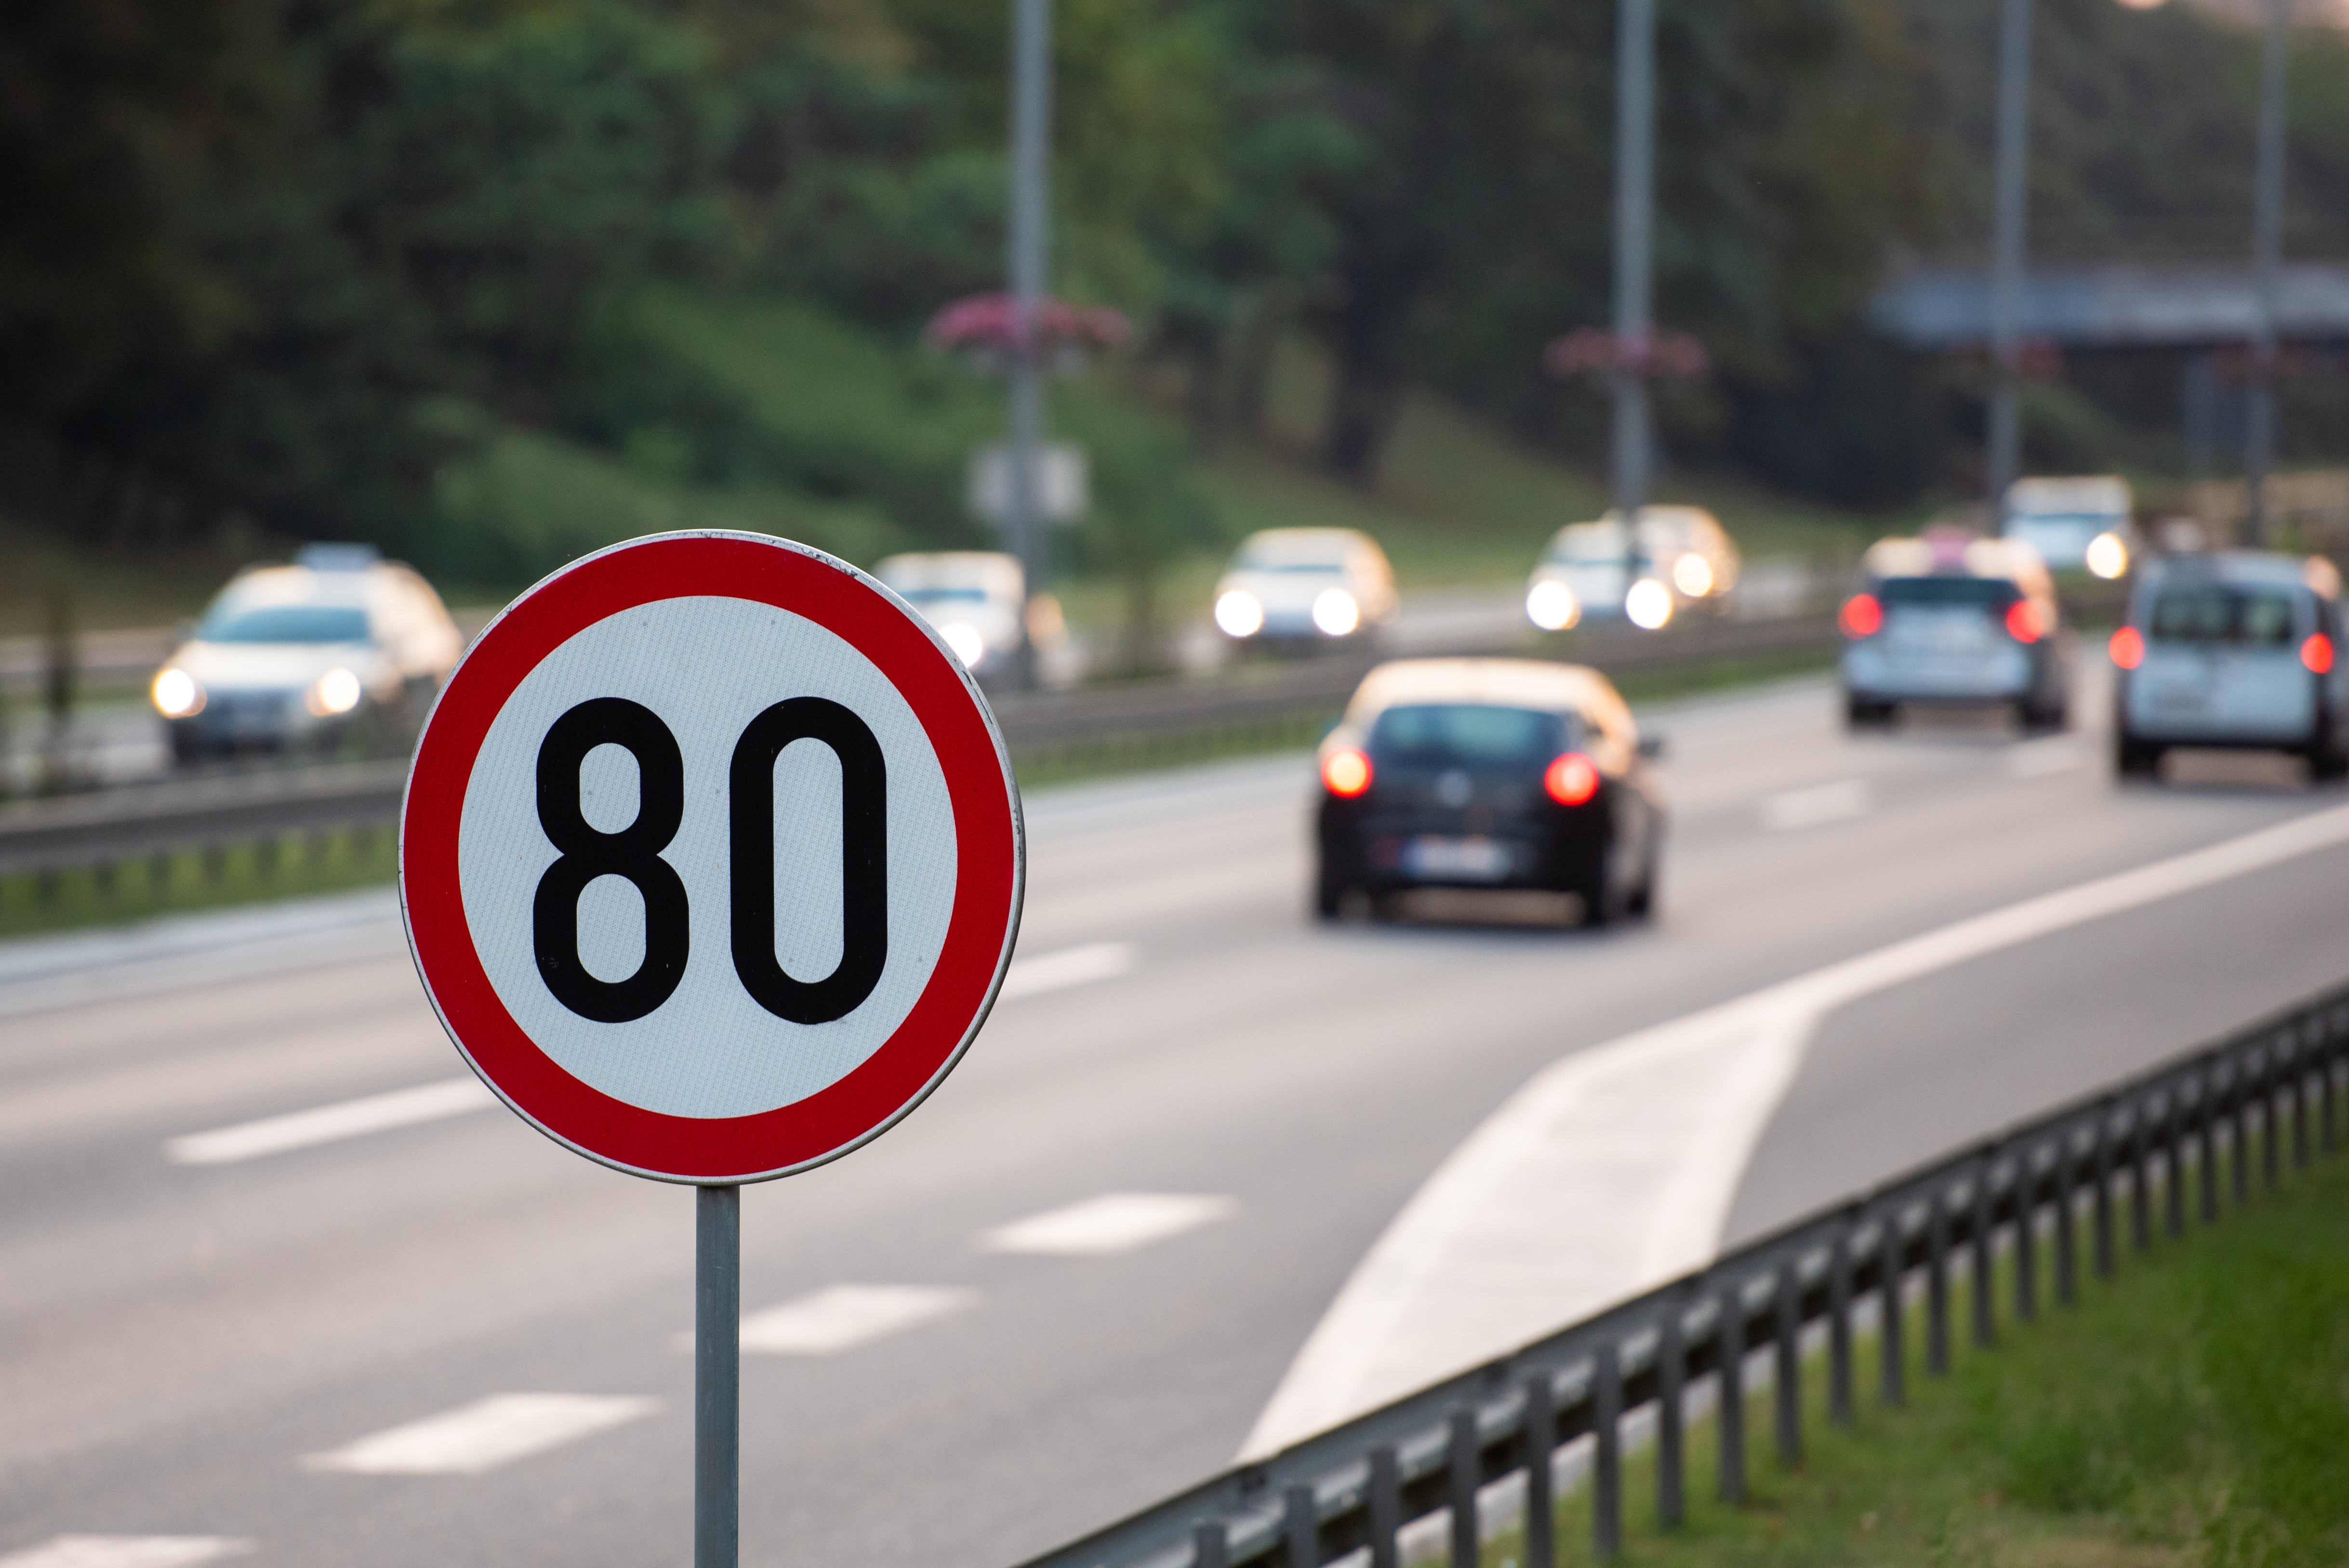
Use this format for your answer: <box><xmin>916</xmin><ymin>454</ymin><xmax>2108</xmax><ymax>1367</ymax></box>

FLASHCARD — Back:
<box><xmin>5</xmin><ymin>659</ymin><xmax>2346</xmax><ymax>1568</ymax></box>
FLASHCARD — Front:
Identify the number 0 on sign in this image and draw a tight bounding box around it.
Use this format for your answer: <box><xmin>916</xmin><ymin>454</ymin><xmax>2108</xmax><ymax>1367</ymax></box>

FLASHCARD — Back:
<box><xmin>400</xmin><ymin>532</ymin><xmax>1023</xmax><ymax>1183</ymax></box>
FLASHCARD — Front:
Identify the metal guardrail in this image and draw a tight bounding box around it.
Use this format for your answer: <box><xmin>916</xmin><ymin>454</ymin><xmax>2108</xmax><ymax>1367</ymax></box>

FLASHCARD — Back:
<box><xmin>0</xmin><ymin>614</ymin><xmax>1839</xmax><ymax>879</ymax></box>
<box><xmin>1015</xmin><ymin>978</ymin><xmax>2349</xmax><ymax>1568</ymax></box>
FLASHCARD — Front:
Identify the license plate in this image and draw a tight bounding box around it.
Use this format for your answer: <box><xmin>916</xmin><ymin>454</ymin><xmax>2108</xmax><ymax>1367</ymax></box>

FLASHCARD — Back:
<box><xmin>1402</xmin><ymin>836</ymin><xmax>1510</xmax><ymax>881</ymax></box>
<box><xmin>2152</xmin><ymin>684</ymin><xmax>2209</xmax><ymax>716</ymax></box>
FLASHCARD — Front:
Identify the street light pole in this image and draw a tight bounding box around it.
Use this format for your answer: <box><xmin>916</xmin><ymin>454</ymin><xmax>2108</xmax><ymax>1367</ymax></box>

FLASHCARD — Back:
<box><xmin>1987</xmin><ymin>0</ymin><xmax>2033</xmax><ymax>526</ymax></box>
<box><xmin>1612</xmin><ymin>0</ymin><xmax>1656</xmax><ymax>602</ymax></box>
<box><xmin>2245</xmin><ymin>0</ymin><xmax>2288</xmax><ymax>546</ymax></box>
<box><xmin>1005</xmin><ymin>0</ymin><xmax>1052</xmax><ymax>681</ymax></box>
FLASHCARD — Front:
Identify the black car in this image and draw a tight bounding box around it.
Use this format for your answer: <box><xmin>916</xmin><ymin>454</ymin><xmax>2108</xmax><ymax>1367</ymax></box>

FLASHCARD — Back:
<box><xmin>1314</xmin><ymin>658</ymin><xmax>1666</xmax><ymax>927</ymax></box>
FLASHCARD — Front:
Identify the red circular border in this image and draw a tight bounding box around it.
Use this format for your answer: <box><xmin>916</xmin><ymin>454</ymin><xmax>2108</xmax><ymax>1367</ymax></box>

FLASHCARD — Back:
<box><xmin>400</xmin><ymin>533</ymin><xmax>1021</xmax><ymax>1183</ymax></box>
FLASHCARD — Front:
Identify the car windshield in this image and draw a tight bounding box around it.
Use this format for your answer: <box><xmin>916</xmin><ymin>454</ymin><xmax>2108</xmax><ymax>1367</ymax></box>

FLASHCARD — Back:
<box><xmin>2149</xmin><ymin>587</ymin><xmax>2298</xmax><ymax>646</ymax></box>
<box><xmin>198</xmin><ymin>604</ymin><xmax>371</xmax><ymax>644</ymax></box>
<box><xmin>1878</xmin><ymin>576</ymin><xmax>2018</xmax><ymax>610</ymax></box>
<box><xmin>1368</xmin><ymin>704</ymin><xmax>1564</xmax><ymax>765</ymax></box>
<box><xmin>1548</xmin><ymin>532</ymin><xmax>1626</xmax><ymax>564</ymax></box>
<box><xmin>896</xmin><ymin>587</ymin><xmax>993</xmax><ymax>604</ymax></box>
<box><xmin>1240</xmin><ymin>557</ymin><xmax>1344</xmax><ymax>574</ymax></box>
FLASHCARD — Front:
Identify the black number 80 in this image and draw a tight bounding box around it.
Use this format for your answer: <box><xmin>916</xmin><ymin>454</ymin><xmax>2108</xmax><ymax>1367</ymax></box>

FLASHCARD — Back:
<box><xmin>531</xmin><ymin>697</ymin><xmax>888</xmax><ymax>1026</ymax></box>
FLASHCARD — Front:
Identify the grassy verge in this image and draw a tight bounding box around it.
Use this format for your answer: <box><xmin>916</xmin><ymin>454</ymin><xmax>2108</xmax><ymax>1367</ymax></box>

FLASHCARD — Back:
<box><xmin>0</xmin><ymin>824</ymin><xmax>400</xmax><ymax>940</ymax></box>
<box><xmin>1476</xmin><ymin>1139</ymin><xmax>2349</xmax><ymax>1568</ymax></box>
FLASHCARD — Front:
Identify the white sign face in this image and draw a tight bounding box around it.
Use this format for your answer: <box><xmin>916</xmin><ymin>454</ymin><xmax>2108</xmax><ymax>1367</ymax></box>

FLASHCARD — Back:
<box><xmin>403</xmin><ymin>533</ymin><xmax>1023</xmax><ymax>1183</ymax></box>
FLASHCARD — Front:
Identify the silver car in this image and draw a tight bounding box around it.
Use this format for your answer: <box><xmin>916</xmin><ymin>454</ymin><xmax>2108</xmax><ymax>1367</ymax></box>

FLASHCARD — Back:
<box><xmin>1839</xmin><ymin>532</ymin><xmax>2068</xmax><ymax>731</ymax></box>
<box><xmin>1212</xmin><ymin>528</ymin><xmax>1398</xmax><ymax>649</ymax></box>
<box><xmin>2111</xmin><ymin>552</ymin><xmax>2349</xmax><ymax>780</ymax></box>
<box><xmin>151</xmin><ymin>545</ymin><xmax>464</xmax><ymax>763</ymax></box>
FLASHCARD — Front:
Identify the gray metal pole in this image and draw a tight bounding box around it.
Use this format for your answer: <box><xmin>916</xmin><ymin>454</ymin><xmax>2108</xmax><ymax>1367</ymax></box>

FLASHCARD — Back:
<box><xmin>1005</xmin><ymin>0</ymin><xmax>1053</xmax><ymax>681</ymax></box>
<box><xmin>1987</xmin><ymin>0</ymin><xmax>2032</xmax><ymax>526</ymax></box>
<box><xmin>696</xmin><ymin>1185</ymin><xmax>741</xmax><ymax>1568</ymax></box>
<box><xmin>1612</xmin><ymin>0</ymin><xmax>1656</xmax><ymax>606</ymax></box>
<box><xmin>2246</xmin><ymin>0</ymin><xmax>2288</xmax><ymax>547</ymax></box>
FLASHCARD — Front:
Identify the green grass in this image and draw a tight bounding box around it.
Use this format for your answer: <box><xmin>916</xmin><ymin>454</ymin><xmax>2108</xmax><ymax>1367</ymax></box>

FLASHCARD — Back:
<box><xmin>1473</xmin><ymin>1139</ymin><xmax>2349</xmax><ymax>1568</ymax></box>
<box><xmin>0</xmin><ymin>824</ymin><xmax>400</xmax><ymax>939</ymax></box>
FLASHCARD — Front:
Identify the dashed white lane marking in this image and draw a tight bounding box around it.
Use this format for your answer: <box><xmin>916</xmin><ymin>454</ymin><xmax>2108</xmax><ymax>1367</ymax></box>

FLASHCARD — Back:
<box><xmin>302</xmin><ymin>1393</ymin><xmax>657</xmax><ymax>1476</ymax></box>
<box><xmin>1758</xmin><ymin>778</ymin><xmax>1871</xmax><ymax>831</ymax></box>
<box><xmin>981</xmin><ymin>1193</ymin><xmax>1234</xmax><ymax>1256</ymax></box>
<box><xmin>167</xmin><ymin>1077</ymin><xmax>495</xmax><ymax>1165</ymax></box>
<box><xmin>999</xmin><ymin>942</ymin><xmax>1138</xmax><ymax>1001</ymax></box>
<box><xmin>735</xmin><ymin>1285</ymin><xmax>977</xmax><ymax>1355</ymax></box>
<box><xmin>0</xmin><ymin>1540</ymin><xmax>250</xmax><ymax>1568</ymax></box>
<box><xmin>1242</xmin><ymin>796</ymin><xmax>2349</xmax><ymax>1459</ymax></box>
<box><xmin>2007</xmin><ymin>736</ymin><xmax>2093</xmax><ymax>779</ymax></box>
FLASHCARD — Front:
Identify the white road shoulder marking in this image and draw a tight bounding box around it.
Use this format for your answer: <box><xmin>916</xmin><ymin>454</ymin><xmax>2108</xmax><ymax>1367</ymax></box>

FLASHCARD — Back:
<box><xmin>733</xmin><ymin>1285</ymin><xmax>976</xmax><ymax>1355</ymax></box>
<box><xmin>981</xmin><ymin>1193</ymin><xmax>1234</xmax><ymax>1256</ymax></box>
<box><xmin>1759</xmin><ymin>778</ymin><xmax>1871</xmax><ymax>831</ymax></box>
<box><xmin>303</xmin><ymin>1393</ymin><xmax>656</xmax><ymax>1476</ymax></box>
<box><xmin>2007</xmin><ymin>736</ymin><xmax>2093</xmax><ymax>778</ymax></box>
<box><xmin>1242</xmin><ymin>797</ymin><xmax>2349</xmax><ymax>1458</ymax></box>
<box><xmin>999</xmin><ymin>942</ymin><xmax>1138</xmax><ymax>1001</ymax></box>
<box><xmin>0</xmin><ymin>1540</ymin><xmax>251</xmax><ymax>1568</ymax></box>
<box><xmin>166</xmin><ymin>1077</ymin><xmax>496</xmax><ymax>1166</ymax></box>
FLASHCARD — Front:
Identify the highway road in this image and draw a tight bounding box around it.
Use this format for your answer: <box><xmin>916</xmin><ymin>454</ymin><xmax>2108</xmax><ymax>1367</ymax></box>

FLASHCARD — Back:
<box><xmin>6</xmin><ymin>658</ymin><xmax>2348</xmax><ymax>1568</ymax></box>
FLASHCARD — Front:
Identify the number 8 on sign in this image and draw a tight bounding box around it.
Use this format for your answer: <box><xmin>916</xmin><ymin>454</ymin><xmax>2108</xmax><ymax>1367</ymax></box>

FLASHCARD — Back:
<box><xmin>400</xmin><ymin>532</ymin><xmax>1024</xmax><ymax>1186</ymax></box>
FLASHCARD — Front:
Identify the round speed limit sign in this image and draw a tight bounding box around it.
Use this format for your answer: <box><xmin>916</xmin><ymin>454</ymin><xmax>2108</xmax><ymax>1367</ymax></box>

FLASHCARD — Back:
<box><xmin>400</xmin><ymin>532</ymin><xmax>1023</xmax><ymax>1184</ymax></box>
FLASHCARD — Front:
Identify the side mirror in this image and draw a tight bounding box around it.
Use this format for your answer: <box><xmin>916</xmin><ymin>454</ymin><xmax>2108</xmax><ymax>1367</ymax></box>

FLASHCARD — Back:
<box><xmin>1636</xmin><ymin>735</ymin><xmax>1667</xmax><ymax>761</ymax></box>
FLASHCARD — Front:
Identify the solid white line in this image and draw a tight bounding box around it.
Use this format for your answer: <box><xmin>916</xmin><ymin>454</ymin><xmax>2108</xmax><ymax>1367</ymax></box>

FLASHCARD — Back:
<box><xmin>0</xmin><ymin>1540</ymin><xmax>251</xmax><ymax>1568</ymax></box>
<box><xmin>1758</xmin><ymin>778</ymin><xmax>1871</xmax><ymax>831</ymax></box>
<box><xmin>980</xmin><ymin>1193</ymin><xmax>1234</xmax><ymax>1256</ymax></box>
<box><xmin>999</xmin><ymin>942</ymin><xmax>1139</xmax><ymax>1002</ymax></box>
<box><xmin>166</xmin><ymin>1077</ymin><xmax>496</xmax><ymax>1166</ymax></box>
<box><xmin>733</xmin><ymin>1285</ymin><xmax>977</xmax><ymax>1355</ymax></box>
<box><xmin>302</xmin><ymin>1393</ymin><xmax>657</xmax><ymax>1476</ymax></box>
<box><xmin>1240</xmin><ymin>797</ymin><xmax>2349</xmax><ymax>1458</ymax></box>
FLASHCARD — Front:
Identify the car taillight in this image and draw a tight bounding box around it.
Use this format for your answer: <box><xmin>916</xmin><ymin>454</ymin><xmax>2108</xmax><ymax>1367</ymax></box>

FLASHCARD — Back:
<box><xmin>2304</xmin><ymin>633</ymin><xmax>2335</xmax><ymax>675</ymax></box>
<box><xmin>1839</xmin><ymin>593</ymin><xmax>1883</xmax><ymax>638</ymax></box>
<box><xmin>1322</xmin><ymin>747</ymin><xmax>1373</xmax><ymax>797</ymax></box>
<box><xmin>2004</xmin><ymin>599</ymin><xmax>2044</xmax><ymax>643</ymax></box>
<box><xmin>1544</xmin><ymin>753</ymin><xmax>1600</xmax><ymax>807</ymax></box>
<box><xmin>2110</xmin><ymin>626</ymin><xmax>2145</xmax><ymax>670</ymax></box>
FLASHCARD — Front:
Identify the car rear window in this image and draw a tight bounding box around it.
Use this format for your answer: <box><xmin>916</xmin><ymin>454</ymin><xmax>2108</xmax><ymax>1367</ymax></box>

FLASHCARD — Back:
<box><xmin>1368</xmin><ymin>704</ymin><xmax>1564</xmax><ymax>765</ymax></box>
<box><xmin>2149</xmin><ymin>587</ymin><xmax>2297</xmax><ymax>646</ymax></box>
<box><xmin>1878</xmin><ymin>576</ymin><xmax>2018</xmax><ymax>609</ymax></box>
<box><xmin>199</xmin><ymin>605</ymin><xmax>371</xmax><ymax>644</ymax></box>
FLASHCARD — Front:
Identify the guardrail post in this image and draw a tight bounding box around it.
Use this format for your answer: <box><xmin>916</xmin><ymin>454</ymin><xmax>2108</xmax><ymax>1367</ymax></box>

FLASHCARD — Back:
<box><xmin>1523</xmin><ymin>1371</ymin><xmax>1557</xmax><ymax>1568</ymax></box>
<box><xmin>1448</xmin><ymin>1406</ymin><xmax>1480</xmax><ymax>1568</ymax></box>
<box><xmin>2199</xmin><ymin>1071</ymin><xmax>2221</xmax><ymax>1223</ymax></box>
<box><xmin>2015</xmin><ymin>1145</ymin><xmax>2039</xmax><ymax>1323</ymax></box>
<box><xmin>2055</xmin><ymin>1129</ymin><xmax>2078</xmax><ymax>1306</ymax></box>
<box><xmin>1925</xmin><ymin>1190</ymin><xmax>1950</xmax><ymax>1374</ymax></box>
<box><xmin>1970</xmin><ymin>1161</ymin><xmax>1995</xmax><ymax>1350</ymax></box>
<box><xmin>1828</xmin><ymin>1217</ymin><xmax>1854</xmax><ymax>1426</ymax></box>
<box><xmin>2292</xmin><ymin>1034</ymin><xmax>2311</xmax><ymax>1169</ymax></box>
<box><xmin>1368</xmin><ymin>1445</ymin><xmax>1400</xmax><ymax>1568</ymax></box>
<box><xmin>1717</xmin><ymin>1283</ymin><xmax>1746</xmax><ymax>1506</ymax></box>
<box><xmin>2323</xmin><ymin>1034</ymin><xmax>2340</xmax><ymax>1152</ymax></box>
<box><xmin>2129</xmin><ymin>1096</ymin><xmax>2152</xmax><ymax>1254</ymax></box>
<box><xmin>1656</xmin><ymin>1293</ymin><xmax>1685</xmax><ymax>1530</ymax></box>
<box><xmin>1192</xmin><ymin>1519</ymin><xmax>1228</xmax><ymax>1568</ymax></box>
<box><xmin>1282</xmin><ymin>1483</ymin><xmax>1317</xmax><ymax>1568</ymax></box>
<box><xmin>1772</xmin><ymin>1263</ymin><xmax>1801</xmax><ymax>1468</ymax></box>
<box><xmin>2093</xmin><ymin>1104</ymin><xmax>2116</xmax><ymax>1281</ymax></box>
<box><xmin>2231</xmin><ymin>1053</ymin><xmax>2252</xmax><ymax>1205</ymax></box>
<box><xmin>1878</xmin><ymin>1212</ymin><xmax>1905</xmax><ymax>1409</ymax></box>
<box><xmin>2163</xmin><ymin>1089</ymin><xmax>2186</xmax><ymax>1241</ymax></box>
<box><xmin>1592</xmin><ymin>1346</ymin><xmax>1622</xmax><ymax>1560</ymax></box>
<box><xmin>2261</xmin><ymin>1043</ymin><xmax>2282</xmax><ymax>1190</ymax></box>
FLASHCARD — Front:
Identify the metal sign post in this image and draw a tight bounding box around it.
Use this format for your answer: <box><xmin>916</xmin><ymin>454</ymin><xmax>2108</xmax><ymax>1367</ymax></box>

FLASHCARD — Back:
<box><xmin>400</xmin><ymin>531</ymin><xmax>1024</xmax><ymax>1567</ymax></box>
<box><xmin>1611</xmin><ymin>0</ymin><xmax>1657</xmax><ymax>609</ymax></box>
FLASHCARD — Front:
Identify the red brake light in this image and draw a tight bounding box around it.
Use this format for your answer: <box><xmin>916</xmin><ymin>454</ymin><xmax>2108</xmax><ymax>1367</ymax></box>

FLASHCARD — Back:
<box><xmin>2004</xmin><ymin>599</ymin><xmax>2044</xmax><ymax>644</ymax></box>
<box><xmin>2303</xmin><ymin>633</ymin><xmax>2335</xmax><ymax>675</ymax></box>
<box><xmin>2110</xmin><ymin>626</ymin><xmax>2145</xmax><ymax>671</ymax></box>
<box><xmin>1322</xmin><ymin>747</ymin><xmax>1373</xmax><ymax>797</ymax></box>
<box><xmin>1544</xmin><ymin>753</ymin><xmax>1600</xmax><ymax>807</ymax></box>
<box><xmin>1839</xmin><ymin>593</ymin><xmax>1883</xmax><ymax>638</ymax></box>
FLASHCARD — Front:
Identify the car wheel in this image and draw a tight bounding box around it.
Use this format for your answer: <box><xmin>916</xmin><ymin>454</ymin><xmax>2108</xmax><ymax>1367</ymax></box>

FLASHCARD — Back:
<box><xmin>1845</xmin><ymin>696</ymin><xmax>1893</xmax><ymax>731</ymax></box>
<box><xmin>1313</xmin><ymin>862</ymin><xmax>1347</xmax><ymax>920</ymax></box>
<box><xmin>2018</xmin><ymin>697</ymin><xmax>2068</xmax><ymax>733</ymax></box>
<box><xmin>1623</xmin><ymin>859</ymin><xmax>1659</xmax><ymax>921</ymax></box>
<box><xmin>2115</xmin><ymin>734</ymin><xmax>2163</xmax><ymax>779</ymax></box>
<box><xmin>2307</xmin><ymin>724</ymin><xmax>2349</xmax><ymax>783</ymax></box>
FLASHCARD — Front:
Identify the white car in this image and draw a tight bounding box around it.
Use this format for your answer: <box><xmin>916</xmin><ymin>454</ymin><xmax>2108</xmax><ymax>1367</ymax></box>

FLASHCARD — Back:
<box><xmin>2111</xmin><ymin>551</ymin><xmax>2349</xmax><ymax>780</ymax></box>
<box><xmin>2004</xmin><ymin>475</ymin><xmax>2134</xmax><ymax>578</ymax></box>
<box><xmin>1525</xmin><ymin>506</ymin><xmax>1740</xmax><ymax>632</ymax></box>
<box><xmin>152</xmin><ymin>545</ymin><xmax>464</xmax><ymax>763</ymax></box>
<box><xmin>874</xmin><ymin>551</ymin><xmax>1057</xmax><ymax>683</ymax></box>
<box><xmin>1839</xmin><ymin>531</ymin><xmax>2069</xmax><ymax>730</ymax></box>
<box><xmin>1212</xmin><ymin>528</ymin><xmax>1398</xmax><ymax>649</ymax></box>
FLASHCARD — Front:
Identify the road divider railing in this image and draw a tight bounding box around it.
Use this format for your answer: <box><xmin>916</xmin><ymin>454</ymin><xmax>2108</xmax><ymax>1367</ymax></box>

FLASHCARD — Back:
<box><xmin>1012</xmin><ymin>977</ymin><xmax>2349</xmax><ymax>1568</ymax></box>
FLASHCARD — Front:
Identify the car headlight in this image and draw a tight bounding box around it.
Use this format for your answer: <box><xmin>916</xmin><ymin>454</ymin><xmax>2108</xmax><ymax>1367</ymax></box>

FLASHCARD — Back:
<box><xmin>1312</xmin><ymin>587</ymin><xmax>1360</xmax><ymax>637</ymax></box>
<box><xmin>2084</xmin><ymin>532</ymin><xmax>2129</xmax><ymax>581</ymax></box>
<box><xmin>1672</xmin><ymin>555</ymin><xmax>1714</xmax><ymax>598</ymax></box>
<box><xmin>1215</xmin><ymin>590</ymin><xmax>1264</xmax><ymax>638</ymax></box>
<box><xmin>152</xmin><ymin>667</ymin><xmax>206</xmax><ymax>718</ymax></box>
<box><xmin>1624</xmin><ymin>578</ymin><xmax>1674</xmax><ymax>630</ymax></box>
<box><xmin>305</xmin><ymin>667</ymin><xmax>364</xmax><ymax>717</ymax></box>
<box><xmin>1526</xmin><ymin>579</ymin><xmax>1580</xmax><ymax>631</ymax></box>
<box><xmin>940</xmin><ymin>622</ymin><xmax>987</xmax><ymax>667</ymax></box>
